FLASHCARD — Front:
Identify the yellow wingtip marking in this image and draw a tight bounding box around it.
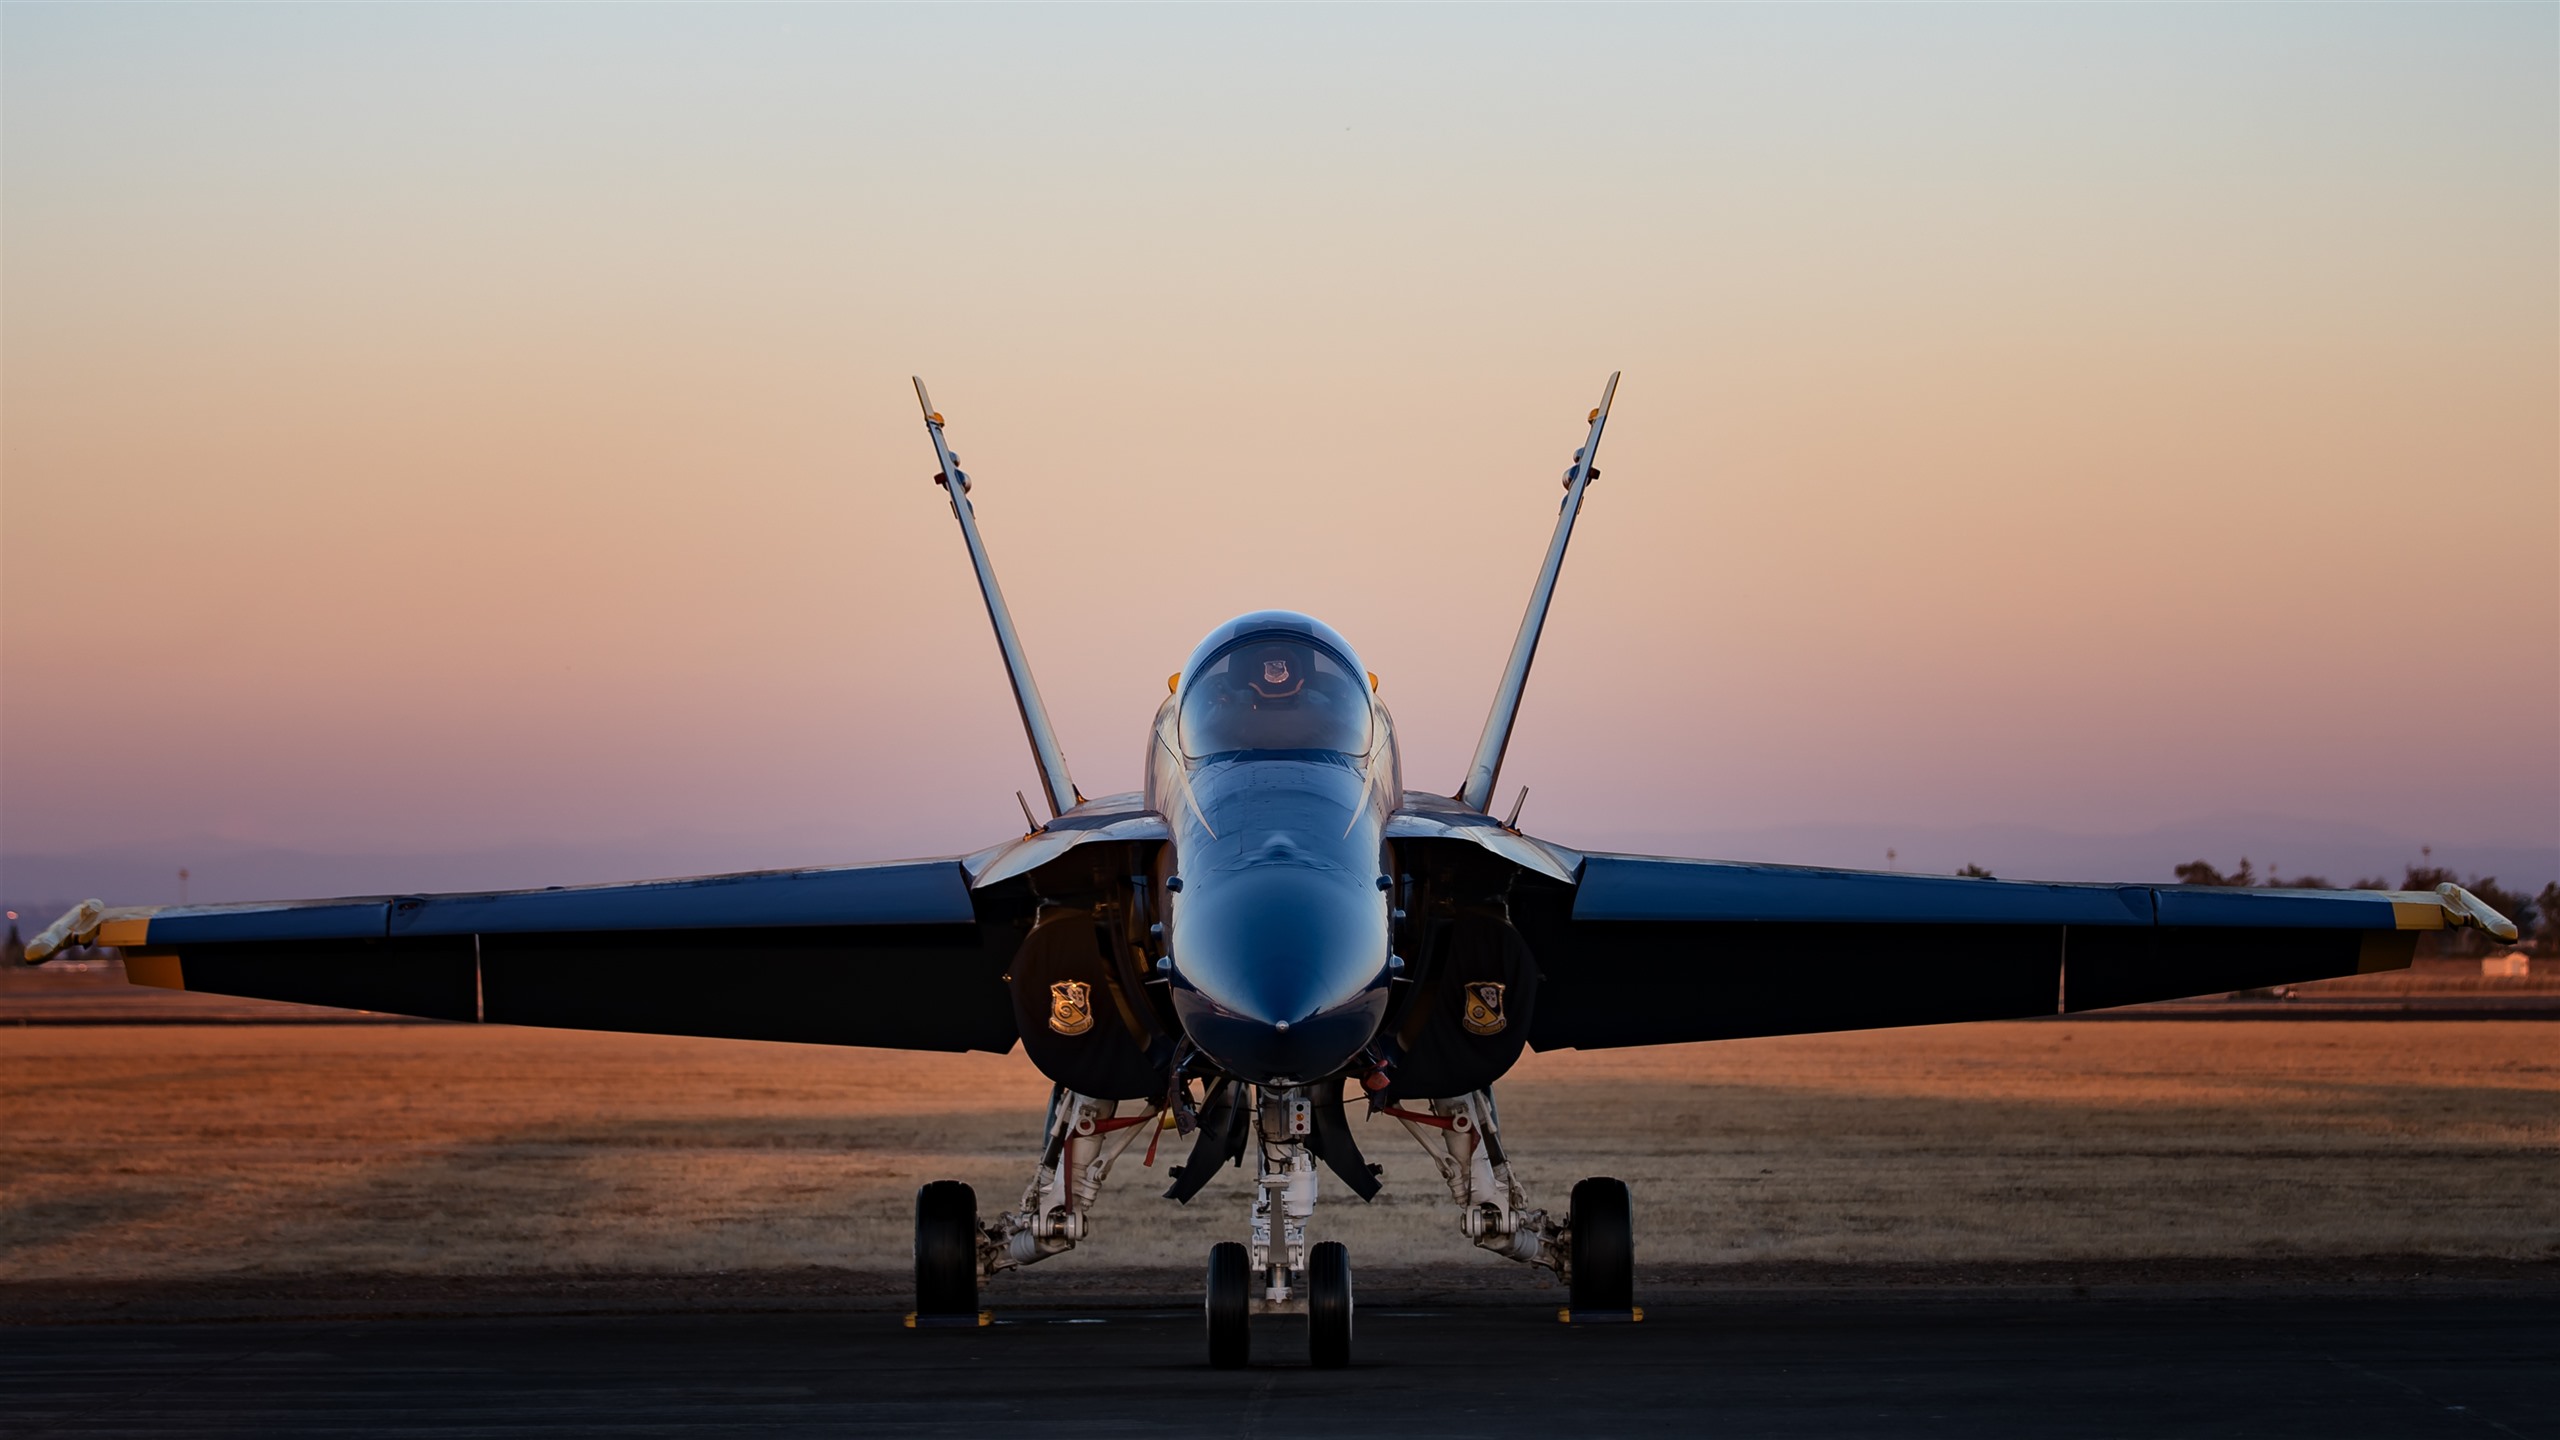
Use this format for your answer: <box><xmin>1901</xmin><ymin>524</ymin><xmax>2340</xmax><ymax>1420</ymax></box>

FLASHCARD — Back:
<box><xmin>2390</xmin><ymin>900</ymin><xmax>2443</xmax><ymax>930</ymax></box>
<box><xmin>95</xmin><ymin>917</ymin><xmax>150</xmax><ymax>948</ymax></box>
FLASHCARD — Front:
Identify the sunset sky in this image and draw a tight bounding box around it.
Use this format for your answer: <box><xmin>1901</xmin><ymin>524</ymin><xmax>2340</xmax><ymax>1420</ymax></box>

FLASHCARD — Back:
<box><xmin>5</xmin><ymin>6</ymin><xmax>2553</xmax><ymax>902</ymax></box>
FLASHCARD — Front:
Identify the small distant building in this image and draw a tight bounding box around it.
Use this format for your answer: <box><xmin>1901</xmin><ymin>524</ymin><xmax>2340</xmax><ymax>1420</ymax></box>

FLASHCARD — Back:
<box><xmin>2483</xmin><ymin>951</ymin><xmax>2532</xmax><ymax>978</ymax></box>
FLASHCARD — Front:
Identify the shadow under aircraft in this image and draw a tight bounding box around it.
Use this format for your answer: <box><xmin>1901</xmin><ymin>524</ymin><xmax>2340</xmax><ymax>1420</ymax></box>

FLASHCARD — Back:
<box><xmin>26</xmin><ymin>375</ymin><xmax>2517</xmax><ymax>1368</ymax></box>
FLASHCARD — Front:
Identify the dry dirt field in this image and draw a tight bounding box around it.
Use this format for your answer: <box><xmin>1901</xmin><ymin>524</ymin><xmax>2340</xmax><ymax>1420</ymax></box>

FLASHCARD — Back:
<box><xmin>3</xmin><ymin>1018</ymin><xmax>2553</xmax><ymax>1290</ymax></box>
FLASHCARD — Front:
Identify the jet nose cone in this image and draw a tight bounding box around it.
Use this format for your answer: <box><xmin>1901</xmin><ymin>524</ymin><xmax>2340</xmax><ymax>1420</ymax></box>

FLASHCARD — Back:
<box><xmin>1167</xmin><ymin>864</ymin><xmax>1391</xmax><ymax>1084</ymax></box>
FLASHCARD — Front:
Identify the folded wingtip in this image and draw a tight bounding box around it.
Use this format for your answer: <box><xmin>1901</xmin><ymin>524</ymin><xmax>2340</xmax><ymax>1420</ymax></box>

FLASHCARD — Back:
<box><xmin>23</xmin><ymin>898</ymin><xmax>105</xmax><ymax>963</ymax></box>
<box><xmin>2438</xmin><ymin>882</ymin><xmax>2521</xmax><ymax>941</ymax></box>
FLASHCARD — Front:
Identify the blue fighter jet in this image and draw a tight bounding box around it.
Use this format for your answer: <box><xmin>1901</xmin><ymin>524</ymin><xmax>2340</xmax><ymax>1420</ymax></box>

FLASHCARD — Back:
<box><xmin>25</xmin><ymin>375</ymin><xmax>2516</xmax><ymax>1368</ymax></box>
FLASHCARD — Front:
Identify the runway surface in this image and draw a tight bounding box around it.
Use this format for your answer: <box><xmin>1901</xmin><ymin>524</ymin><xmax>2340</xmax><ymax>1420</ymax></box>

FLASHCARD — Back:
<box><xmin>6</xmin><ymin>1289</ymin><xmax>2554</xmax><ymax>1438</ymax></box>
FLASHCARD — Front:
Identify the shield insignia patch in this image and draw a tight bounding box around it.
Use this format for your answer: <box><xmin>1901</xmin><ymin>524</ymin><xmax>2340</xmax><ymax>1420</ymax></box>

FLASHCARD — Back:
<box><xmin>1047</xmin><ymin>980</ymin><xmax>1095</xmax><ymax>1037</ymax></box>
<box><xmin>1461</xmin><ymin>981</ymin><xmax>1508</xmax><ymax>1037</ymax></box>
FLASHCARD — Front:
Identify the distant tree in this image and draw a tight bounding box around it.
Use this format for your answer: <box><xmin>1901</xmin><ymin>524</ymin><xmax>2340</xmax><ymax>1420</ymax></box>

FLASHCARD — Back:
<box><xmin>2168</xmin><ymin>860</ymin><xmax>2544</xmax><ymax>954</ymax></box>
<box><xmin>2173</xmin><ymin>858</ymin><xmax>2255</xmax><ymax>887</ymax></box>
<box><xmin>1955</xmin><ymin>863</ymin><xmax>1995</xmax><ymax>878</ymax></box>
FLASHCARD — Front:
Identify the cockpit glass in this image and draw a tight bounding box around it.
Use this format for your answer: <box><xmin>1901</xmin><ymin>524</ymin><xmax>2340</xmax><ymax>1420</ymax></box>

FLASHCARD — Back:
<box><xmin>1180</xmin><ymin>635</ymin><xmax>1372</xmax><ymax>758</ymax></box>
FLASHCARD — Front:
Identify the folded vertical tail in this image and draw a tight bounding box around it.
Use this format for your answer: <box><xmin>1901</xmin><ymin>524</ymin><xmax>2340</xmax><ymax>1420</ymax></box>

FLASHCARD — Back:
<box><xmin>912</xmin><ymin>378</ymin><xmax>1082</xmax><ymax>820</ymax></box>
<box><xmin>1457</xmin><ymin>372</ymin><xmax>1619</xmax><ymax>813</ymax></box>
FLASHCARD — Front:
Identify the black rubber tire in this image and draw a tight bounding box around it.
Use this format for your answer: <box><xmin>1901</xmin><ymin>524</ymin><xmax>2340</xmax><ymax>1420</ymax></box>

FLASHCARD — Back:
<box><xmin>1568</xmin><ymin>1176</ymin><xmax>1634</xmax><ymax>1314</ymax></box>
<box><xmin>914</xmin><ymin>1181</ymin><xmax>979</xmax><ymax>1318</ymax></box>
<box><xmin>1205</xmin><ymin>1241</ymin><xmax>1252</xmax><ymax>1369</ymax></box>
<box><xmin>1306</xmin><ymin>1240</ymin><xmax>1353</xmax><ymax>1369</ymax></box>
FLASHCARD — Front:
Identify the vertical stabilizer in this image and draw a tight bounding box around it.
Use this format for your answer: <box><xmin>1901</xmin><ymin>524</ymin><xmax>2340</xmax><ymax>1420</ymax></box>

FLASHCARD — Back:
<box><xmin>912</xmin><ymin>378</ymin><xmax>1083</xmax><ymax>819</ymax></box>
<box><xmin>1456</xmin><ymin>373</ymin><xmax>1619</xmax><ymax>813</ymax></box>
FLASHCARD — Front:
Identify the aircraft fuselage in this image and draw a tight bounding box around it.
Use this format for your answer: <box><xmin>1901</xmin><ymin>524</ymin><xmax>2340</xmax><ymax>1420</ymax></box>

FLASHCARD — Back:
<box><xmin>1144</xmin><ymin>610</ymin><xmax>1402</xmax><ymax>1085</ymax></box>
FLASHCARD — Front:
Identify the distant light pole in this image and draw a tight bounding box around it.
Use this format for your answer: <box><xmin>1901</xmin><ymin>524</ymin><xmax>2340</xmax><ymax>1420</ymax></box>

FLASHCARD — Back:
<box><xmin>1886</xmin><ymin>847</ymin><xmax>1897</xmax><ymax>872</ymax></box>
<box><xmin>179</xmin><ymin>867</ymin><xmax>189</xmax><ymax>904</ymax></box>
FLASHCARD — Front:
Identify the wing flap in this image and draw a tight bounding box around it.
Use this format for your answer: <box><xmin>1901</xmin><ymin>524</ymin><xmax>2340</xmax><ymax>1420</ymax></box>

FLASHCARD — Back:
<box><xmin>1525</xmin><ymin>919</ymin><xmax>2070</xmax><ymax>1050</ymax></box>
<box><xmin>131</xmin><ymin>936</ymin><xmax>480</xmax><ymax>1020</ymax></box>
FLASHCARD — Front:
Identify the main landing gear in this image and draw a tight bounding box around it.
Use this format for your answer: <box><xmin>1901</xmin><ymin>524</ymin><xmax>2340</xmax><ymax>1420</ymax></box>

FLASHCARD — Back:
<box><xmin>909</xmin><ymin>1086</ymin><xmax>1161</xmax><ymax>1328</ymax></box>
<box><xmin>909</xmin><ymin>1079</ymin><xmax>1634</xmax><ymax>1355</ymax></box>
<box><xmin>1567</xmin><ymin>1176</ymin><xmax>1635</xmax><ymax>1321</ymax></box>
<box><xmin>1380</xmin><ymin>1087</ymin><xmax>1639</xmax><ymax>1323</ymax></box>
<box><xmin>910</xmin><ymin>1180</ymin><xmax>984</xmax><ymax>1328</ymax></box>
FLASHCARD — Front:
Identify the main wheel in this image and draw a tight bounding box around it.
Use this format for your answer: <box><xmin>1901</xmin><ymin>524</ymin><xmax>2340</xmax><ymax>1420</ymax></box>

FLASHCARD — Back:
<box><xmin>1205</xmin><ymin>1241</ymin><xmax>1252</xmax><ymax>1369</ymax></box>
<box><xmin>1306</xmin><ymin>1240</ymin><xmax>1353</xmax><ymax>1369</ymax></box>
<box><xmin>914</xmin><ymin>1180</ymin><xmax>979</xmax><ymax>1319</ymax></box>
<box><xmin>1568</xmin><ymin>1176</ymin><xmax>1634</xmax><ymax>1315</ymax></box>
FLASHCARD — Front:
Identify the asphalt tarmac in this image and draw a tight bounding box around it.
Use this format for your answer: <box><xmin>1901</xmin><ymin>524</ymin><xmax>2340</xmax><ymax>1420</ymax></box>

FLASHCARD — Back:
<box><xmin>6</xmin><ymin>1288</ymin><xmax>2554</xmax><ymax>1438</ymax></box>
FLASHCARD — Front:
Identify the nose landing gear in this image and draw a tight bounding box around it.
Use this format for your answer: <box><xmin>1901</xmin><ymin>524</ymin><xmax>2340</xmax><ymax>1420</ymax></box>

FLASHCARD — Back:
<box><xmin>1201</xmin><ymin>1239</ymin><xmax>1356</xmax><ymax>1369</ymax></box>
<box><xmin>1198</xmin><ymin>1082</ymin><xmax>1359</xmax><ymax>1368</ymax></box>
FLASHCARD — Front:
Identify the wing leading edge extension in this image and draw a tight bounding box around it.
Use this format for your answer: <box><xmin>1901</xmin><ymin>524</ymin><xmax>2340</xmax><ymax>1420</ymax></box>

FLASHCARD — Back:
<box><xmin>24</xmin><ymin>860</ymin><xmax>1021</xmax><ymax>1052</ymax></box>
<box><xmin>1511</xmin><ymin>853</ymin><xmax>2518</xmax><ymax>1050</ymax></box>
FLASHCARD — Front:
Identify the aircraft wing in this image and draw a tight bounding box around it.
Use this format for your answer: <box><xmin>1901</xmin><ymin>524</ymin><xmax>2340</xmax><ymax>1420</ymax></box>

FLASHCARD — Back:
<box><xmin>1511</xmin><ymin>851</ymin><xmax>2518</xmax><ymax>1050</ymax></box>
<box><xmin>27</xmin><ymin>858</ymin><xmax>1023</xmax><ymax>1053</ymax></box>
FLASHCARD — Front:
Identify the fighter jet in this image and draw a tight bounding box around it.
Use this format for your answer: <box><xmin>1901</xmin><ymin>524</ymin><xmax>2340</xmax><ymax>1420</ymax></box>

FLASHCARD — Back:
<box><xmin>25</xmin><ymin>375</ymin><xmax>2517</xmax><ymax>1367</ymax></box>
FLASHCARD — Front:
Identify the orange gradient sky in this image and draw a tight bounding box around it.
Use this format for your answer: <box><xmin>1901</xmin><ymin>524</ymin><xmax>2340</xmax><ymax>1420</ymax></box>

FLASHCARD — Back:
<box><xmin>4</xmin><ymin>7</ymin><xmax>2554</xmax><ymax>887</ymax></box>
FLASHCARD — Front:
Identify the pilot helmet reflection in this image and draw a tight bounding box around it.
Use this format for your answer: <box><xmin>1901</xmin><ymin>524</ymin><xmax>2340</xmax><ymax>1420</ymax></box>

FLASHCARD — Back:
<box><xmin>1249</xmin><ymin>646</ymin><xmax>1308</xmax><ymax>699</ymax></box>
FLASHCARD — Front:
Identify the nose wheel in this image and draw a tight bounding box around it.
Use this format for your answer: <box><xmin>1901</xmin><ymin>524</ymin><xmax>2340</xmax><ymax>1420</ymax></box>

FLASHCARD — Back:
<box><xmin>1203</xmin><ymin>1239</ymin><xmax>1355</xmax><ymax>1369</ymax></box>
<box><xmin>1307</xmin><ymin>1240</ymin><xmax>1354</xmax><ymax>1368</ymax></box>
<box><xmin>1205</xmin><ymin>1241</ymin><xmax>1252</xmax><ymax>1368</ymax></box>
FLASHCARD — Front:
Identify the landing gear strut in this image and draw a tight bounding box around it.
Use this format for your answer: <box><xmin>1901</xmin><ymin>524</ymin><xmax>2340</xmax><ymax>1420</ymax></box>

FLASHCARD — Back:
<box><xmin>915</xmin><ymin>1079</ymin><xmax>1625</xmax><ymax>1349</ymax></box>
<box><xmin>1384</xmin><ymin>1085</ymin><xmax>1640</xmax><ymax>1321</ymax></box>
